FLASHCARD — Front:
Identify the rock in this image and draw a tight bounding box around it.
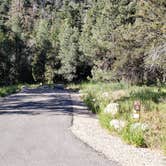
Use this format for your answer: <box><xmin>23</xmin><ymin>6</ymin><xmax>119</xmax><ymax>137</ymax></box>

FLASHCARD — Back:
<box><xmin>131</xmin><ymin>122</ymin><xmax>149</xmax><ymax>132</ymax></box>
<box><xmin>132</xmin><ymin>113</ymin><xmax>140</xmax><ymax>119</ymax></box>
<box><xmin>110</xmin><ymin>119</ymin><xmax>126</xmax><ymax>131</ymax></box>
<box><xmin>104</xmin><ymin>103</ymin><xmax>119</xmax><ymax>115</ymax></box>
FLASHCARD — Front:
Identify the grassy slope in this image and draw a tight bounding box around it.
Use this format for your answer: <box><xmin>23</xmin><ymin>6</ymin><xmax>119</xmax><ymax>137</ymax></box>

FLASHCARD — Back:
<box><xmin>68</xmin><ymin>82</ymin><xmax>166</xmax><ymax>154</ymax></box>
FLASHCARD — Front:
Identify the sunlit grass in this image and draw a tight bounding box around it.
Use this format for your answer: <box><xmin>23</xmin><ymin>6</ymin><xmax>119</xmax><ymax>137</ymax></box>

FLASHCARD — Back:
<box><xmin>68</xmin><ymin>81</ymin><xmax>166</xmax><ymax>154</ymax></box>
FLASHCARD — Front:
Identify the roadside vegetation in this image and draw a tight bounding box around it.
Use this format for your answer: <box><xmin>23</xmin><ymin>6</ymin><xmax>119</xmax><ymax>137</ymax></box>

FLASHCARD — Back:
<box><xmin>68</xmin><ymin>82</ymin><xmax>166</xmax><ymax>154</ymax></box>
<box><xmin>0</xmin><ymin>84</ymin><xmax>40</xmax><ymax>97</ymax></box>
<box><xmin>0</xmin><ymin>85</ymin><xmax>22</xmax><ymax>97</ymax></box>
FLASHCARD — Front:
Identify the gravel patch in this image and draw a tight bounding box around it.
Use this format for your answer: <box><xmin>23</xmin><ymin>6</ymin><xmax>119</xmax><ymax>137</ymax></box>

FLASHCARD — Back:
<box><xmin>70</xmin><ymin>92</ymin><xmax>166</xmax><ymax>166</ymax></box>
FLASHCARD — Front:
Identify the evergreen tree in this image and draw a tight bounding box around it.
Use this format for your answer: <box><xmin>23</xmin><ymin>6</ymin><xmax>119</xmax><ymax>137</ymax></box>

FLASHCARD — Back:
<box><xmin>0</xmin><ymin>0</ymin><xmax>165</xmax><ymax>85</ymax></box>
<box><xmin>59</xmin><ymin>20</ymin><xmax>79</xmax><ymax>81</ymax></box>
<box><xmin>44</xmin><ymin>21</ymin><xmax>61</xmax><ymax>84</ymax></box>
<box><xmin>32</xmin><ymin>19</ymin><xmax>50</xmax><ymax>82</ymax></box>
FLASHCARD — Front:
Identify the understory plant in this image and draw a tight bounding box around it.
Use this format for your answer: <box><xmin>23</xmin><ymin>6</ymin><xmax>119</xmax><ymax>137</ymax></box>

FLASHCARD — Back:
<box><xmin>72</xmin><ymin>81</ymin><xmax>166</xmax><ymax>154</ymax></box>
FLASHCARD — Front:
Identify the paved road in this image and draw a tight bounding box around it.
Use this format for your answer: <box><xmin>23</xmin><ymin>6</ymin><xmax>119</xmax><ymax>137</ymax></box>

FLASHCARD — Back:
<box><xmin>0</xmin><ymin>87</ymin><xmax>119</xmax><ymax>166</ymax></box>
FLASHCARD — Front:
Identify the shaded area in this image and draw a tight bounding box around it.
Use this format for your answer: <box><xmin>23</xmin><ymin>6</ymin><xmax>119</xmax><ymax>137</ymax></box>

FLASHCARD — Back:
<box><xmin>0</xmin><ymin>87</ymin><xmax>91</xmax><ymax>117</ymax></box>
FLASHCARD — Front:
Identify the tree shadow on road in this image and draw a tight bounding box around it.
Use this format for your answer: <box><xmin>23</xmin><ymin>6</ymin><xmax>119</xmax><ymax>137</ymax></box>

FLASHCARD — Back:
<box><xmin>0</xmin><ymin>88</ymin><xmax>95</xmax><ymax>118</ymax></box>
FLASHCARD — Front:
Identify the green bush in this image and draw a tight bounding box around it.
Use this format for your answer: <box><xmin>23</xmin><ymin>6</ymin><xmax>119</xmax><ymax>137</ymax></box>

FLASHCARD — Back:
<box><xmin>121</xmin><ymin>125</ymin><xmax>147</xmax><ymax>147</ymax></box>
<box><xmin>84</xmin><ymin>92</ymin><xmax>100</xmax><ymax>114</ymax></box>
<box><xmin>0</xmin><ymin>85</ymin><xmax>22</xmax><ymax>97</ymax></box>
<box><xmin>98</xmin><ymin>113</ymin><xmax>113</xmax><ymax>131</ymax></box>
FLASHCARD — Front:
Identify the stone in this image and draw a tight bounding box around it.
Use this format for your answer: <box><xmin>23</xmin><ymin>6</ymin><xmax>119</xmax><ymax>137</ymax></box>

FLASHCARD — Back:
<box><xmin>104</xmin><ymin>103</ymin><xmax>119</xmax><ymax>115</ymax></box>
<box><xmin>132</xmin><ymin>113</ymin><xmax>140</xmax><ymax>119</ymax></box>
<box><xmin>131</xmin><ymin>122</ymin><xmax>149</xmax><ymax>132</ymax></box>
<box><xmin>110</xmin><ymin>119</ymin><xmax>126</xmax><ymax>131</ymax></box>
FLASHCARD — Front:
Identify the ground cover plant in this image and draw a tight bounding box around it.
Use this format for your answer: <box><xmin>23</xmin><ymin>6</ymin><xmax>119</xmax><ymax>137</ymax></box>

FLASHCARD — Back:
<box><xmin>0</xmin><ymin>85</ymin><xmax>22</xmax><ymax>97</ymax></box>
<box><xmin>0</xmin><ymin>84</ymin><xmax>40</xmax><ymax>97</ymax></box>
<box><xmin>68</xmin><ymin>82</ymin><xmax>166</xmax><ymax>154</ymax></box>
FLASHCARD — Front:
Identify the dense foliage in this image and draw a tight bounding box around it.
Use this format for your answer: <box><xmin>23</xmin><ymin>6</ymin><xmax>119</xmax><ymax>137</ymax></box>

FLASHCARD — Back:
<box><xmin>0</xmin><ymin>0</ymin><xmax>165</xmax><ymax>85</ymax></box>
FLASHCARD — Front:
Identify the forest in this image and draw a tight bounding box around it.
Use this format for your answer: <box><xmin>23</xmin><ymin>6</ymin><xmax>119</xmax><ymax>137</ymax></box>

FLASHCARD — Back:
<box><xmin>0</xmin><ymin>0</ymin><xmax>165</xmax><ymax>85</ymax></box>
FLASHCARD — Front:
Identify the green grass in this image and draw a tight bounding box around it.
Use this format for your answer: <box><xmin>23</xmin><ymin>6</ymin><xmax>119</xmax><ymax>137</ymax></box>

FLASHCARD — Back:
<box><xmin>68</xmin><ymin>81</ymin><xmax>166</xmax><ymax>154</ymax></box>
<box><xmin>0</xmin><ymin>85</ymin><xmax>23</xmax><ymax>97</ymax></box>
<box><xmin>121</xmin><ymin>124</ymin><xmax>147</xmax><ymax>147</ymax></box>
<box><xmin>0</xmin><ymin>84</ymin><xmax>40</xmax><ymax>97</ymax></box>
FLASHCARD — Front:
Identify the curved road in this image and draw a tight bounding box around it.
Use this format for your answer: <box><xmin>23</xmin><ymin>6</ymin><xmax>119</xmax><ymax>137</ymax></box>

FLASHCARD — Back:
<box><xmin>0</xmin><ymin>87</ymin><xmax>119</xmax><ymax>166</ymax></box>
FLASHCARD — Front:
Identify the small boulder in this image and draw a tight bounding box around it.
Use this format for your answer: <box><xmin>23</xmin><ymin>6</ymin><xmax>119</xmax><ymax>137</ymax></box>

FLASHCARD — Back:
<box><xmin>132</xmin><ymin>113</ymin><xmax>140</xmax><ymax>119</ymax></box>
<box><xmin>131</xmin><ymin>122</ymin><xmax>149</xmax><ymax>132</ymax></box>
<box><xmin>110</xmin><ymin>119</ymin><xmax>126</xmax><ymax>131</ymax></box>
<box><xmin>104</xmin><ymin>103</ymin><xmax>119</xmax><ymax>115</ymax></box>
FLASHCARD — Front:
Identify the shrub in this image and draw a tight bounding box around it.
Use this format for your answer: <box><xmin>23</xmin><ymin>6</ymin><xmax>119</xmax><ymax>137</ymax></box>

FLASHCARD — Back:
<box><xmin>121</xmin><ymin>125</ymin><xmax>147</xmax><ymax>147</ymax></box>
<box><xmin>84</xmin><ymin>92</ymin><xmax>100</xmax><ymax>114</ymax></box>
<box><xmin>98</xmin><ymin>113</ymin><xmax>113</xmax><ymax>131</ymax></box>
<box><xmin>0</xmin><ymin>85</ymin><xmax>22</xmax><ymax>97</ymax></box>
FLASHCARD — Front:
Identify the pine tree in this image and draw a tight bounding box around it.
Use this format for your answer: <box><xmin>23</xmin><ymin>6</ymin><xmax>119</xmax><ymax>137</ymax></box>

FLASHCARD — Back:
<box><xmin>59</xmin><ymin>20</ymin><xmax>80</xmax><ymax>81</ymax></box>
<box><xmin>44</xmin><ymin>20</ymin><xmax>61</xmax><ymax>84</ymax></box>
<box><xmin>32</xmin><ymin>19</ymin><xmax>50</xmax><ymax>83</ymax></box>
<box><xmin>0</xmin><ymin>0</ymin><xmax>165</xmax><ymax>85</ymax></box>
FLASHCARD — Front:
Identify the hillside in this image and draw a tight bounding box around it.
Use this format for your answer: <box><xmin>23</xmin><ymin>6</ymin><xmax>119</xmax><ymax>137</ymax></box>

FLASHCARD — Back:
<box><xmin>0</xmin><ymin>0</ymin><xmax>165</xmax><ymax>85</ymax></box>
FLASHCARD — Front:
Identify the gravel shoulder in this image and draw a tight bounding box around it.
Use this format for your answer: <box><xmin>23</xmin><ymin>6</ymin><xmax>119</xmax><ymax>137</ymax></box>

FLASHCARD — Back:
<box><xmin>70</xmin><ymin>92</ymin><xmax>166</xmax><ymax>166</ymax></box>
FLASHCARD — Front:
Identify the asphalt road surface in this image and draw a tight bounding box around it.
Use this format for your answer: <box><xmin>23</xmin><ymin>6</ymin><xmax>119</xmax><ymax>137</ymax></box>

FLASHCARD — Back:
<box><xmin>0</xmin><ymin>87</ymin><xmax>119</xmax><ymax>166</ymax></box>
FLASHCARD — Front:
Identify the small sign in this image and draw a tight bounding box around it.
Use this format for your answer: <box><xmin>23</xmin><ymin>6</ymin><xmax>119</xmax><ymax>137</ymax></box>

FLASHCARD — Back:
<box><xmin>134</xmin><ymin>100</ymin><xmax>141</xmax><ymax>112</ymax></box>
